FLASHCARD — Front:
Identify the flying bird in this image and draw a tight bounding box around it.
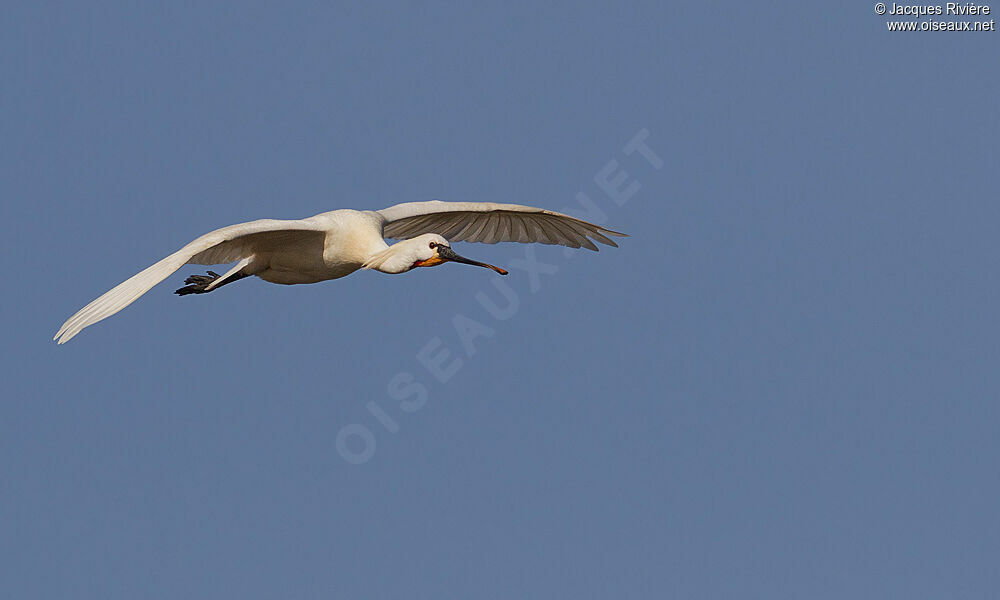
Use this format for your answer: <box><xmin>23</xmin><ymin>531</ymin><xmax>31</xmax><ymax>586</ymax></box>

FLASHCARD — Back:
<box><xmin>54</xmin><ymin>201</ymin><xmax>626</xmax><ymax>344</ymax></box>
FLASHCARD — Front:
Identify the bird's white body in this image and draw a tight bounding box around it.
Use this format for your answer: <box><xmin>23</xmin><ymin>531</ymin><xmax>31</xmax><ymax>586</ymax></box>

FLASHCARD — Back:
<box><xmin>256</xmin><ymin>210</ymin><xmax>385</xmax><ymax>284</ymax></box>
<box><xmin>55</xmin><ymin>201</ymin><xmax>625</xmax><ymax>344</ymax></box>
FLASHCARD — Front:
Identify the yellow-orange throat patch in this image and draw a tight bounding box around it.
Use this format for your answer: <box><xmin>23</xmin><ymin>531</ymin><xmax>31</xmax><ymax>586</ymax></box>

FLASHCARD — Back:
<box><xmin>413</xmin><ymin>255</ymin><xmax>446</xmax><ymax>268</ymax></box>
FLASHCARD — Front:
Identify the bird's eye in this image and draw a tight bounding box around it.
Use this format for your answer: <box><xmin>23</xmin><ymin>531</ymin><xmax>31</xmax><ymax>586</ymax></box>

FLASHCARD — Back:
<box><xmin>429</xmin><ymin>241</ymin><xmax>437</xmax><ymax>249</ymax></box>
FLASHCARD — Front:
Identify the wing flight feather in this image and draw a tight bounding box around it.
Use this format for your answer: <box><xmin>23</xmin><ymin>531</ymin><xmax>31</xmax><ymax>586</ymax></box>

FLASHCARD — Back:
<box><xmin>54</xmin><ymin>219</ymin><xmax>326</xmax><ymax>344</ymax></box>
<box><xmin>378</xmin><ymin>200</ymin><xmax>626</xmax><ymax>250</ymax></box>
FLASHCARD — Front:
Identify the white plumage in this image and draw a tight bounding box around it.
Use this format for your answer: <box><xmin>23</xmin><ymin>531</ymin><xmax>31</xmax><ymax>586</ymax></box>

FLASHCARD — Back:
<box><xmin>54</xmin><ymin>201</ymin><xmax>626</xmax><ymax>344</ymax></box>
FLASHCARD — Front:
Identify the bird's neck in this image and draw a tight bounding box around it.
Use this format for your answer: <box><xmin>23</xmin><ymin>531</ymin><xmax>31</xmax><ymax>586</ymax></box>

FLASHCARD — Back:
<box><xmin>362</xmin><ymin>240</ymin><xmax>418</xmax><ymax>274</ymax></box>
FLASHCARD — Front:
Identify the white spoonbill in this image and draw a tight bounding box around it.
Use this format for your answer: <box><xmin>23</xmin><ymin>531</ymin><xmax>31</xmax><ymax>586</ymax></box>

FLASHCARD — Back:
<box><xmin>54</xmin><ymin>200</ymin><xmax>626</xmax><ymax>344</ymax></box>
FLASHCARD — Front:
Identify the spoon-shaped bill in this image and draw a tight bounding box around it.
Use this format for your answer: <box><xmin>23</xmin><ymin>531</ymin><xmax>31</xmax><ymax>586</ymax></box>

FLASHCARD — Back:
<box><xmin>438</xmin><ymin>246</ymin><xmax>508</xmax><ymax>275</ymax></box>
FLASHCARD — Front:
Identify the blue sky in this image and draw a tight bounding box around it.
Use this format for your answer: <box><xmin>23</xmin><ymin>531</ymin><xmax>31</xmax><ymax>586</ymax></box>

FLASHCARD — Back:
<box><xmin>3</xmin><ymin>2</ymin><xmax>999</xmax><ymax>598</ymax></box>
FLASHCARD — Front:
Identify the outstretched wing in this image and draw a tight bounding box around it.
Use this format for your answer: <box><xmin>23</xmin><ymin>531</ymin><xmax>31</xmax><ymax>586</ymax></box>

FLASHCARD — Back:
<box><xmin>54</xmin><ymin>218</ymin><xmax>327</xmax><ymax>344</ymax></box>
<box><xmin>377</xmin><ymin>201</ymin><xmax>627</xmax><ymax>251</ymax></box>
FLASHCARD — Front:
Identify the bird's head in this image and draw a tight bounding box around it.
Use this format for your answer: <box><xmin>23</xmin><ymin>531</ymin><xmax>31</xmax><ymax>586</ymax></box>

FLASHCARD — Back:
<box><xmin>409</xmin><ymin>234</ymin><xmax>508</xmax><ymax>275</ymax></box>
